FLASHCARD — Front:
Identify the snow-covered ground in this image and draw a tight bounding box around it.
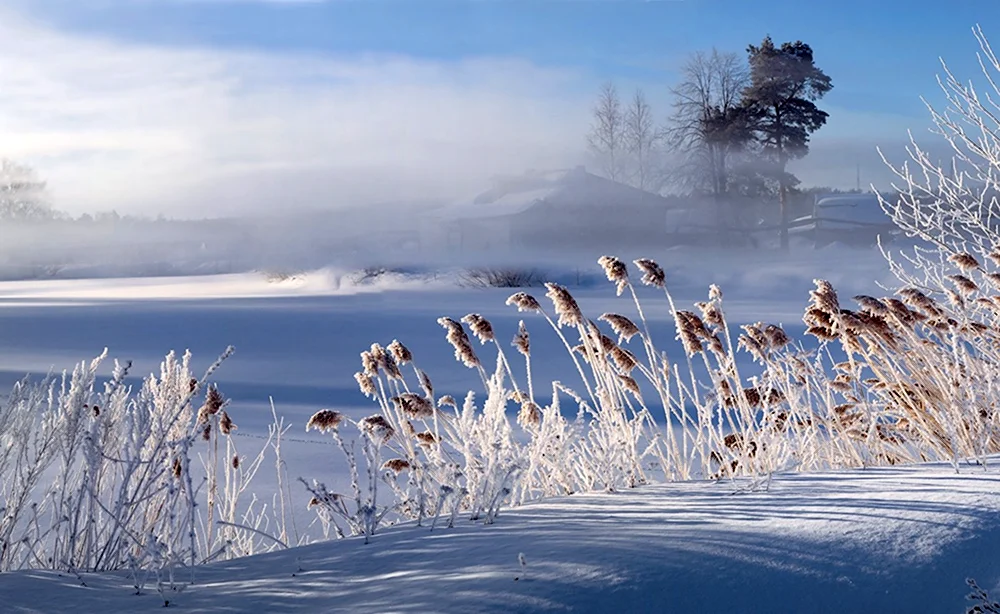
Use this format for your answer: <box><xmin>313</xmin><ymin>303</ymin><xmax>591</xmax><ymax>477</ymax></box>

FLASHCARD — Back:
<box><xmin>1</xmin><ymin>246</ymin><xmax>996</xmax><ymax>612</ymax></box>
<box><xmin>4</xmin><ymin>461</ymin><xmax>1000</xmax><ymax>613</ymax></box>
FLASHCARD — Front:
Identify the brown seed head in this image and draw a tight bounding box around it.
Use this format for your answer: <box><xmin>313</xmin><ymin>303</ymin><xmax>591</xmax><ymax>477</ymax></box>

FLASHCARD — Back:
<box><xmin>391</xmin><ymin>392</ymin><xmax>435</xmax><ymax>419</ymax></box>
<box><xmin>675</xmin><ymin>310</ymin><xmax>706</xmax><ymax>355</ymax></box>
<box><xmin>382</xmin><ymin>458</ymin><xmax>411</xmax><ymax>473</ymax></box>
<box><xmin>853</xmin><ymin>295</ymin><xmax>888</xmax><ymax>315</ymax></box>
<box><xmin>696</xmin><ymin>301</ymin><xmax>726</xmax><ymax>330</ymax></box>
<box><xmin>219</xmin><ymin>410</ymin><xmax>236</xmax><ymax>435</ymax></box>
<box><xmin>371</xmin><ymin>343</ymin><xmax>403</xmax><ymax>380</ymax></box>
<box><xmin>810</xmin><ymin>279</ymin><xmax>840</xmax><ymax>314</ymax></box>
<box><xmin>599</xmin><ymin>313</ymin><xmax>640</xmax><ymax>341</ymax></box>
<box><xmin>461</xmin><ymin>313</ymin><xmax>495</xmax><ymax>344</ymax></box>
<box><xmin>618</xmin><ymin>374</ymin><xmax>641</xmax><ymax>397</ymax></box>
<box><xmin>360</xmin><ymin>350</ymin><xmax>378</xmax><ymax>376</ymax></box>
<box><xmin>387</xmin><ymin>339</ymin><xmax>413</xmax><ymax>365</ymax></box>
<box><xmin>763</xmin><ymin>324</ymin><xmax>790</xmax><ymax>349</ymax></box>
<box><xmin>306</xmin><ymin>409</ymin><xmax>345</xmax><ymax>433</ymax></box>
<box><xmin>947</xmin><ymin>274</ymin><xmax>978</xmax><ymax>296</ymax></box>
<box><xmin>438</xmin><ymin>317</ymin><xmax>481</xmax><ymax>369</ymax></box>
<box><xmin>949</xmin><ymin>252</ymin><xmax>980</xmax><ymax>271</ymax></box>
<box><xmin>544</xmin><ymin>283</ymin><xmax>583</xmax><ymax>327</ymax></box>
<box><xmin>517</xmin><ymin>401</ymin><xmax>542</xmax><ymax>427</ymax></box>
<box><xmin>512</xmin><ymin>320</ymin><xmax>530</xmax><ymax>356</ymax></box>
<box><xmin>354</xmin><ymin>371</ymin><xmax>377</xmax><ymax>397</ymax></box>
<box><xmin>506</xmin><ymin>292</ymin><xmax>542</xmax><ymax>312</ymax></box>
<box><xmin>415</xmin><ymin>431</ymin><xmax>437</xmax><ymax>446</ymax></box>
<box><xmin>598</xmin><ymin>255</ymin><xmax>630</xmax><ymax>296</ymax></box>
<box><xmin>633</xmin><ymin>258</ymin><xmax>665</xmax><ymax>288</ymax></box>
<box><xmin>359</xmin><ymin>414</ymin><xmax>395</xmax><ymax>443</ymax></box>
<box><xmin>609</xmin><ymin>345</ymin><xmax>638</xmax><ymax>373</ymax></box>
<box><xmin>204</xmin><ymin>385</ymin><xmax>225</xmax><ymax>415</ymax></box>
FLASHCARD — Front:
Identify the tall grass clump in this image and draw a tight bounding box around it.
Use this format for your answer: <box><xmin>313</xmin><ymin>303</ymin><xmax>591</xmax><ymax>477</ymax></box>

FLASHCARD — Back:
<box><xmin>0</xmin><ymin>347</ymin><xmax>294</xmax><ymax>580</ymax></box>
<box><xmin>304</xmin><ymin>27</ymin><xmax>1000</xmax><ymax>537</ymax></box>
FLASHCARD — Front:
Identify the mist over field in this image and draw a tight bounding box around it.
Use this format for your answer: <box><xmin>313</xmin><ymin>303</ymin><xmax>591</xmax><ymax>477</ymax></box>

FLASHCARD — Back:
<box><xmin>5</xmin><ymin>2</ymin><xmax>1000</xmax><ymax>613</ymax></box>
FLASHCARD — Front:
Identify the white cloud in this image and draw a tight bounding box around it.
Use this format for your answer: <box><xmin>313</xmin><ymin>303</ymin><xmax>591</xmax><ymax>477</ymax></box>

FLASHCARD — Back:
<box><xmin>0</xmin><ymin>10</ymin><xmax>592</xmax><ymax>215</ymax></box>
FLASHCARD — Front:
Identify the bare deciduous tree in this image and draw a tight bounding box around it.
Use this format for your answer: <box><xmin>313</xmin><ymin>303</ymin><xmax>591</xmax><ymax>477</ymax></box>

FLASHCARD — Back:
<box><xmin>664</xmin><ymin>49</ymin><xmax>751</xmax><ymax>199</ymax></box>
<box><xmin>587</xmin><ymin>82</ymin><xmax>625</xmax><ymax>183</ymax></box>
<box><xmin>624</xmin><ymin>89</ymin><xmax>660</xmax><ymax>191</ymax></box>
<box><xmin>0</xmin><ymin>159</ymin><xmax>53</xmax><ymax>221</ymax></box>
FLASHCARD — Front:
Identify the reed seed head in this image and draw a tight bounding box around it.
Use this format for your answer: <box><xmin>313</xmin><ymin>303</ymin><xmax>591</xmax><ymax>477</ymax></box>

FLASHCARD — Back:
<box><xmin>354</xmin><ymin>371</ymin><xmax>377</xmax><ymax>397</ymax></box>
<box><xmin>810</xmin><ymin>279</ymin><xmax>840</xmax><ymax>314</ymax></box>
<box><xmin>382</xmin><ymin>459</ymin><xmax>411</xmax><ymax>473</ymax></box>
<box><xmin>306</xmin><ymin>409</ymin><xmax>345</xmax><ymax>433</ymax></box>
<box><xmin>544</xmin><ymin>283</ymin><xmax>583</xmax><ymax>327</ymax></box>
<box><xmin>517</xmin><ymin>401</ymin><xmax>542</xmax><ymax>426</ymax></box>
<box><xmin>633</xmin><ymin>258</ymin><xmax>665</xmax><ymax>288</ymax></box>
<box><xmin>599</xmin><ymin>313</ymin><xmax>640</xmax><ymax>341</ymax></box>
<box><xmin>438</xmin><ymin>317</ymin><xmax>481</xmax><ymax>369</ymax></box>
<box><xmin>947</xmin><ymin>274</ymin><xmax>978</xmax><ymax>295</ymax></box>
<box><xmin>219</xmin><ymin>410</ymin><xmax>236</xmax><ymax>435</ymax></box>
<box><xmin>853</xmin><ymin>295</ymin><xmax>888</xmax><ymax>315</ymax></box>
<box><xmin>359</xmin><ymin>414</ymin><xmax>395</xmax><ymax>443</ymax></box>
<box><xmin>618</xmin><ymin>374</ymin><xmax>641</xmax><ymax>397</ymax></box>
<box><xmin>391</xmin><ymin>393</ymin><xmax>435</xmax><ymax>419</ymax></box>
<box><xmin>461</xmin><ymin>313</ymin><xmax>495</xmax><ymax>344</ymax></box>
<box><xmin>512</xmin><ymin>320</ymin><xmax>530</xmax><ymax>356</ymax></box>
<box><xmin>609</xmin><ymin>345</ymin><xmax>638</xmax><ymax>373</ymax></box>
<box><xmin>360</xmin><ymin>350</ymin><xmax>378</xmax><ymax>376</ymax></box>
<box><xmin>370</xmin><ymin>343</ymin><xmax>403</xmax><ymax>380</ymax></box>
<box><xmin>387</xmin><ymin>339</ymin><xmax>413</xmax><ymax>365</ymax></box>
<box><xmin>598</xmin><ymin>255</ymin><xmax>630</xmax><ymax>296</ymax></box>
<box><xmin>506</xmin><ymin>292</ymin><xmax>542</xmax><ymax>312</ymax></box>
<box><xmin>949</xmin><ymin>252</ymin><xmax>980</xmax><ymax>271</ymax></box>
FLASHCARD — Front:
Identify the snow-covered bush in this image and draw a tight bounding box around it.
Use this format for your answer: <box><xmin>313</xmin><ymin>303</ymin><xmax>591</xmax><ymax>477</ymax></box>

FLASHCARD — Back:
<box><xmin>0</xmin><ymin>347</ymin><xmax>292</xmax><ymax>577</ymax></box>
<box><xmin>458</xmin><ymin>267</ymin><xmax>546</xmax><ymax>288</ymax></box>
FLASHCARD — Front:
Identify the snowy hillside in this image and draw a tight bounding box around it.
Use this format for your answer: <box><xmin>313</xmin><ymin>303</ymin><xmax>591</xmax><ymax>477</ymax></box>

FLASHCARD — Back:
<box><xmin>4</xmin><ymin>460</ymin><xmax>1000</xmax><ymax>613</ymax></box>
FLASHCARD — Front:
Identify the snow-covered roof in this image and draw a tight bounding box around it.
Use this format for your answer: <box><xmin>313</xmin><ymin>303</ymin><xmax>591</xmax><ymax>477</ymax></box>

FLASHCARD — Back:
<box><xmin>432</xmin><ymin>167</ymin><xmax>670</xmax><ymax>221</ymax></box>
<box><xmin>435</xmin><ymin>186</ymin><xmax>559</xmax><ymax>221</ymax></box>
<box><xmin>814</xmin><ymin>194</ymin><xmax>893</xmax><ymax>227</ymax></box>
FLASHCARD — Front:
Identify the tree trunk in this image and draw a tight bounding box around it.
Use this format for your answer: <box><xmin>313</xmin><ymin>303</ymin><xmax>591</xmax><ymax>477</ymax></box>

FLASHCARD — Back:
<box><xmin>779</xmin><ymin>180</ymin><xmax>789</xmax><ymax>251</ymax></box>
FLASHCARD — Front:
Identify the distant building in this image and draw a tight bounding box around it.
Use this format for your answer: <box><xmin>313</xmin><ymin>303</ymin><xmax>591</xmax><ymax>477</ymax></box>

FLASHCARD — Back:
<box><xmin>426</xmin><ymin>167</ymin><xmax>694</xmax><ymax>253</ymax></box>
<box><xmin>790</xmin><ymin>193</ymin><xmax>898</xmax><ymax>247</ymax></box>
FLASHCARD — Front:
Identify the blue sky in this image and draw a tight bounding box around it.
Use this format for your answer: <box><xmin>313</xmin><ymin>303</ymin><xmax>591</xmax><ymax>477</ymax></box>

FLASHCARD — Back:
<box><xmin>3</xmin><ymin>0</ymin><xmax>1000</xmax><ymax>213</ymax></box>
<box><xmin>27</xmin><ymin>0</ymin><xmax>998</xmax><ymax>111</ymax></box>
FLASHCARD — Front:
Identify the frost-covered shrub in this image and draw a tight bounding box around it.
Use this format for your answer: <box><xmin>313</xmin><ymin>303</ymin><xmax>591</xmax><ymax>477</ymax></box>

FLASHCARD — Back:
<box><xmin>0</xmin><ymin>347</ymin><xmax>292</xmax><ymax>575</ymax></box>
<box><xmin>459</xmin><ymin>267</ymin><xmax>546</xmax><ymax>288</ymax></box>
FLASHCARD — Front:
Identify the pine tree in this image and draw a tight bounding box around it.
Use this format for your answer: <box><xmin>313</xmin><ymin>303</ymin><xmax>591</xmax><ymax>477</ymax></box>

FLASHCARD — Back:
<box><xmin>743</xmin><ymin>37</ymin><xmax>832</xmax><ymax>250</ymax></box>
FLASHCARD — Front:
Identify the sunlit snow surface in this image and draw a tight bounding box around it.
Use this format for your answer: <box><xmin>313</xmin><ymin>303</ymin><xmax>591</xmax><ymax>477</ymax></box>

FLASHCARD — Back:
<box><xmin>4</xmin><ymin>463</ymin><xmax>1000</xmax><ymax>613</ymax></box>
